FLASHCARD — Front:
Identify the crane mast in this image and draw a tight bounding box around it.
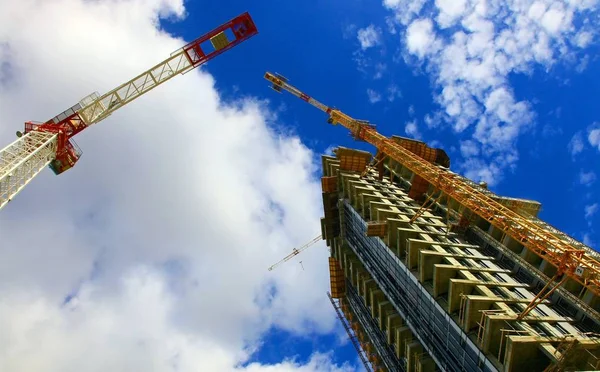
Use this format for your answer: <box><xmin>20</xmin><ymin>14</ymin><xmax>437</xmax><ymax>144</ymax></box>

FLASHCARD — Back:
<box><xmin>264</xmin><ymin>71</ymin><xmax>600</xmax><ymax>306</ymax></box>
<box><xmin>268</xmin><ymin>235</ymin><xmax>321</xmax><ymax>271</ymax></box>
<box><xmin>0</xmin><ymin>12</ymin><xmax>258</xmax><ymax>211</ymax></box>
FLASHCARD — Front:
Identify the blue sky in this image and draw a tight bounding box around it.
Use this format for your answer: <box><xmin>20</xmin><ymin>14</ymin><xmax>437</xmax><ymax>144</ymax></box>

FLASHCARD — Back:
<box><xmin>160</xmin><ymin>0</ymin><xmax>599</xmax><ymax>367</ymax></box>
<box><xmin>0</xmin><ymin>0</ymin><xmax>599</xmax><ymax>371</ymax></box>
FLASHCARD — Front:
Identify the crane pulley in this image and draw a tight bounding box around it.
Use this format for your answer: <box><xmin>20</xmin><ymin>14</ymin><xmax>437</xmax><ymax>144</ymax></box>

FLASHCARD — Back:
<box><xmin>268</xmin><ymin>235</ymin><xmax>321</xmax><ymax>271</ymax></box>
<box><xmin>264</xmin><ymin>71</ymin><xmax>600</xmax><ymax>311</ymax></box>
<box><xmin>0</xmin><ymin>12</ymin><xmax>258</xmax><ymax>211</ymax></box>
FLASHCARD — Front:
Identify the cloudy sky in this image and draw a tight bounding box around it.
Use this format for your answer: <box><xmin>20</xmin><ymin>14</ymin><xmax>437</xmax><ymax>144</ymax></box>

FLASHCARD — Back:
<box><xmin>0</xmin><ymin>0</ymin><xmax>598</xmax><ymax>371</ymax></box>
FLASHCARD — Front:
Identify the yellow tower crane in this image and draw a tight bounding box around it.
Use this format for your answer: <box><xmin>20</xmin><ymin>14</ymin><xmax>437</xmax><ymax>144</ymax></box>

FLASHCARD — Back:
<box><xmin>264</xmin><ymin>71</ymin><xmax>600</xmax><ymax>319</ymax></box>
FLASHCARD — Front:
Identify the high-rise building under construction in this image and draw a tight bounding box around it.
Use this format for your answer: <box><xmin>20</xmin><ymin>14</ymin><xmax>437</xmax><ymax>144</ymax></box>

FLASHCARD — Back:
<box><xmin>321</xmin><ymin>138</ymin><xmax>600</xmax><ymax>372</ymax></box>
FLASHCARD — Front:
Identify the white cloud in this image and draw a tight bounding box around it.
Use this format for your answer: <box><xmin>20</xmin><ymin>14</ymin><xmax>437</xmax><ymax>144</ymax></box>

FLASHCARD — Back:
<box><xmin>580</xmin><ymin>170</ymin><xmax>597</xmax><ymax>186</ymax></box>
<box><xmin>583</xmin><ymin>233</ymin><xmax>595</xmax><ymax>248</ymax></box>
<box><xmin>428</xmin><ymin>139</ymin><xmax>442</xmax><ymax>148</ymax></box>
<box><xmin>569</xmin><ymin>131</ymin><xmax>585</xmax><ymax>157</ymax></box>
<box><xmin>0</xmin><ymin>0</ymin><xmax>345</xmax><ymax>370</ymax></box>
<box><xmin>585</xmin><ymin>203</ymin><xmax>598</xmax><ymax>220</ymax></box>
<box><xmin>323</xmin><ymin>145</ymin><xmax>337</xmax><ymax>155</ymax></box>
<box><xmin>404</xmin><ymin>120</ymin><xmax>422</xmax><ymax>139</ymax></box>
<box><xmin>343</xmin><ymin>24</ymin><xmax>358</xmax><ymax>40</ymax></box>
<box><xmin>352</xmin><ymin>50</ymin><xmax>370</xmax><ymax>74</ymax></box>
<box><xmin>406</xmin><ymin>18</ymin><xmax>437</xmax><ymax>59</ymax></box>
<box><xmin>374</xmin><ymin>62</ymin><xmax>387</xmax><ymax>79</ymax></box>
<box><xmin>243</xmin><ymin>353</ymin><xmax>355</xmax><ymax>372</ymax></box>
<box><xmin>367</xmin><ymin>89</ymin><xmax>382</xmax><ymax>103</ymax></box>
<box><xmin>386</xmin><ymin>16</ymin><xmax>398</xmax><ymax>34</ymax></box>
<box><xmin>462</xmin><ymin>158</ymin><xmax>503</xmax><ymax>186</ymax></box>
<box><xmin>384</xmin><ymin>0</ymin><xmax>599</xmax><ymax>182</ymax></box>
<box><xmin>435</xmin><ymin>0</ymin><xmax>467</xmax><ymax>28</ymax></box>
<box><xmin>350</xmin><ymin>25</ymin><xmax>385</xmax><ymax>77</ymax></box>
<box><xmin>460</xmin><ymin>140</ymin><xmax>480</xmax><ymax>157</ymax></box>
<box><xmin>387</xmin><ymin>84</ymin><xmax>403</xmax><ymax>101</ymax></box>
<box><xmin>424</xmin><ymin>111</ymin><xmax>442</xmax><ymax>129</ymax></box>
<box><xmin>576</xmin><ymin>54</ymin><xmax>590</xmax><ymax>72</ymax></box>
<box><xmin>0</xmin><ymin>271</ymin><xmax>351</xmax><ymax>372</ymax></box>
<box><xmin>385</xmin><ymin>0</ymin><xmax>427</xmax><ymax>25</ymax></box>
<box><xmin>357</xmin><ymin>25</ymin><xmax>382</xmax><ymax>50</ymax></box>
<box><xmin>0</xmin><ymin>270</ymin><xmax>235</xmax><ymax>372</ymax></box>
<box><xmin>589</xmin><ymin>123</ymin><xmax>600</xmax><ymax>151</ymax></box>
<box><xmin>542</xmin><ymin>123</ymin><xmax>563</xmax><ymax>137</ymax></box>
<box><xmin>575</xmin><ymin>31</ymin><xmax>593</xmax><ymax>48</ymax></box>
<box><xmin>408</xmin><ymin>104</ymin><xmax>415</xmax><ymax>116</ymax></box>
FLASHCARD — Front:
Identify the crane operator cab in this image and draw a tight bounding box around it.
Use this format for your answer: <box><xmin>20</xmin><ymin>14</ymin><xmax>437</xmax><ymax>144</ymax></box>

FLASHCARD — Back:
<box><xmin>50</xmin><ymin>139</ymin><xmax>83</xmax><ymax>175</ymax></box>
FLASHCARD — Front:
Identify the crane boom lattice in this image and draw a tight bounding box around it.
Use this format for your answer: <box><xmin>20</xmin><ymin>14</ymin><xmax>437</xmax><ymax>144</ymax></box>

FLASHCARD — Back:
<box><xmin>268</xmin><ymin>235</ymin><xmax>321</xmax><ymax>271</ymax></box>
<box><xmin>264</xmin><ymin>71</ymin><xmax>600</xmax><ymax>302</ymax></box>
<box><xmin>0</xmin><ymin>12</ymin><xmax>258</xmax><ymax>211</ymax></box>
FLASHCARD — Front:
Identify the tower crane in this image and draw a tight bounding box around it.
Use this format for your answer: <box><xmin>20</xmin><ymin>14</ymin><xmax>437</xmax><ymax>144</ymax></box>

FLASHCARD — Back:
<box><xmin>268</xmin><ymin>235</ymin><xmax>321</xmax><ymax>271</ymax></box>
<box><xmin>0</xmin><ymin>12</ymin><xmax>258</xmax><ymax>211</ymax></box>
<box><xmin>264</xmin><ymin>71</ymin><xmax>600</xmax><ymax>317</ymax></box>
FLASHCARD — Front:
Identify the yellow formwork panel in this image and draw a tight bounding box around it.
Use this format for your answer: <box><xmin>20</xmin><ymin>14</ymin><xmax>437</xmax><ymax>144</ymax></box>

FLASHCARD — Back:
<box><xmin>339</xmin><ymin>155</ymin><xmax>369</xmax><ymax>172</ymax></box>
<box><xmin>321</xmin><ymin>176</ymin><xmax>338</xmax><ymax>193</ymax></box>
<box><xmin>210</xmin><ymin>31</ymin><xmax>230</xmax><ymax>51</ymax></box>
<box><xmin>329</xmin><ymin>257</ymin><xmax>346</xmax><ymax>298</ymax></box>
<box><xmin>366</xmin><ymin>221</ymin><xmax>387</xmax><ymax>237</ymax></box>
<box><xmin>336</xmin><ymin>147</ymin><xmax>371</xmax><ymax>173</ymax></box>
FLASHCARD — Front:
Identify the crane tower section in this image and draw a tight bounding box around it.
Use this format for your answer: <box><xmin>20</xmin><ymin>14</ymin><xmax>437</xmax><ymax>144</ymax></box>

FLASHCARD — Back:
<box><xmin>0</xmin><ymin>12</ymin><xmax>257</xmax><ymax>211</ymax></box>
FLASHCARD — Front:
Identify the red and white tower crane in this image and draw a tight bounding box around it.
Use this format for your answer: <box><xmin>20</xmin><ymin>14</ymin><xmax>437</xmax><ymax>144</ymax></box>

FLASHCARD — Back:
<box><xmin>0</xmin><ymin>12</ymin><xmax>258</xmax><ymax>211</ymax></box>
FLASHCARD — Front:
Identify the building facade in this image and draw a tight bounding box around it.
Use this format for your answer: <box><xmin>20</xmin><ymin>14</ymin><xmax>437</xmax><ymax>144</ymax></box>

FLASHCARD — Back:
<box><xmin>321</xmin><ymin>141</ymin><xmax>600</xmax><ymax>372</ymax></box>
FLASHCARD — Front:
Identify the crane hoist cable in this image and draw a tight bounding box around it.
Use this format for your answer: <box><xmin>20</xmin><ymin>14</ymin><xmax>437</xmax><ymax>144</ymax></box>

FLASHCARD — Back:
<box><xmin>263</xmin><ymin>70</ymin><xmax>600</xmax><ymax>317</ymax></box>
<box><xmin>268</xmin><ymin>235</ymin><xmax>321</xmax><ymax>271</ymax></box>
<box><xmin>0</xmin><ymin>12</ymin><xmax>258</xmax><ymax>211</ymax></box>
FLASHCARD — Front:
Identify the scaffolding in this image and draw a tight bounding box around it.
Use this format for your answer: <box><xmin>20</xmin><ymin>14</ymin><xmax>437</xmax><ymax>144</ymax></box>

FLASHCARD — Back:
<box><xmin>345</xmin><ymin>279</ymin><xmax>403</xmax><ymax>372</ymax></box>
<box><xmin>343</xmin><ymin>202</ymin><xmax>495</xmax><ymax>372</ymax></box>
<box><xmin>327</xmin><ymin>292</ymin><xmax>374</xmax><ymax>372</ymax></box>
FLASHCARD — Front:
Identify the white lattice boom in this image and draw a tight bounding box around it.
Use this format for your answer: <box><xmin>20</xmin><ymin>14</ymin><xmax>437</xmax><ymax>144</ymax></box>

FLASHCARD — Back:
<box><xmin>78</xmin><ymin>51</ymin><xmax>196</xmax><ymax>126</ymax></box>
<box><xmin>0</xmin><ymin>132</ymin><xmax>57</xmax><ymax>209</ymax></box>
